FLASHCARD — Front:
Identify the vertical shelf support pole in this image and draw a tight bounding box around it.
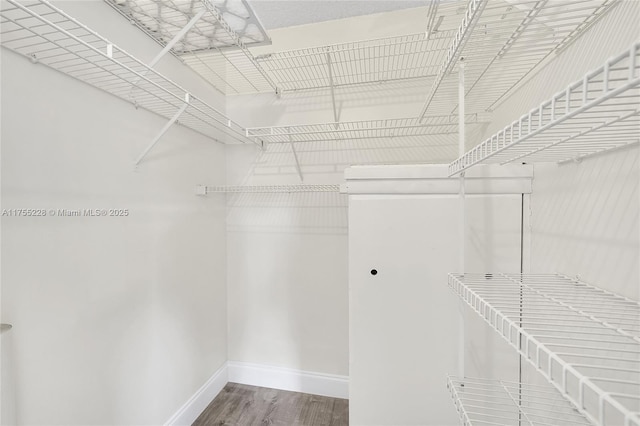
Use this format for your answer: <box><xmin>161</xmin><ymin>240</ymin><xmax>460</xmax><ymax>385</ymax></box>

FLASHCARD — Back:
<box><xmin>425</xmin><ymin>0</ymin><xmax>441</xmax><ymax>39</ymax></box>
<box><xmin>326</xmin><ymin>51</ymin><xmax>340</xmax><ymax>126</ymax></box>
<box><xmin>135</xmin><ymin>94</ymin><xmax>190</xmax><ymax>165</ymax></box>
<box><xmin>458</xmin><ymin>58</ymin><xmax>466</xmax><ymax>380</ymax></box>
<box><xmin>289</xmin><ymin>131</ymin><xmax>304</xmax><ymax>182</ymax></box>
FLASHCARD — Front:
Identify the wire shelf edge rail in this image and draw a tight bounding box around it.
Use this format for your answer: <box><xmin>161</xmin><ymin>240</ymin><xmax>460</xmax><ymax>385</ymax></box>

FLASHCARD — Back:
<box><xmin>448</xmin><ymin>272</ymin><xmax>640</xmax><ymax>426</ymax></box>
<box><xmin>447</xmin><ymin>376</ymin><xmax>593</xmax><ymax>426</ymax></box>
<box><xmin>0</xmin><ymin>0</ymin><xmax>259</xmax><ymax>146</ymax></box>
<box><xmin>418</xmin><ymin>0</ymin><xmax>486</xmax><ymax>120</ymax></box>
<box><xmin>418</xmin><ymin>0</ymin><xmax>619</xmax><ymax>119</ymax></box>
<box><xmin>449</xmin><ymin>41</ymin><xmax>640</xmax><ymax>176</ymax></box>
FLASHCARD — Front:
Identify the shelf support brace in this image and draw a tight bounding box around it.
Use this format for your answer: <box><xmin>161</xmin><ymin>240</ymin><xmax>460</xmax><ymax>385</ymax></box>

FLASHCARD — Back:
<box><xmin>149</xmin><ymin>9</ymin><xmax>205</xmax><ymax>68</ymax></box>
<box><xmin>326</xmin><ymin>51</ymin><xmax>340</xmax><ymax>126</ymax></box>
<box><xmin>289</xmin><ymin>131</ymin><xmax>304</xmax><ymax>182</ymax></box>
<box><xmin>135</xmin><ymin>94</ymin><xmax>190</xmax><ymax>165</ymax></box>
<box><xmin>129</xmin><ymin>10</ymin><xmax>205</xmax><ymax>96</ymax></box>
<box><xmin>458</xmin><ymin>58</ymin><xmax>466</xmax><ymax>380</ymax></box>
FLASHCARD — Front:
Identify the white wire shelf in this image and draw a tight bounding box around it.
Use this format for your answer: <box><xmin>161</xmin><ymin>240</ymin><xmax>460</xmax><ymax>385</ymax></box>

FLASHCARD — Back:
<box><xmin>181</xmin><ymin>47</ymin><xmax>275</xmax><ymax>94</ymax></box>
<box><xmin>419</xmin><ymin>0</ymin><xmax>618</xmax><ymax>118</ymax></box>
<box><xmin>254</xmin><ymin>30</ymin><xmax>456</xmax><ymax>93</ymax></box>
<box><xmin>449</xmin><ymin>273</ymin><xmax>640</xmax><ymax>426</ymax></box>
<box><xmin>246</xmin><ymin>115</ymin><xmax>482</xmax><ymax>145</ymax></box>
<box><xmin>449</xmin><ymin>41</ymin><xmax>640</xmax><ymax>175</ymax></box>
<box><xmin>105</xmin><ymin>0</ymin><xmax>277</xmax><ymax>95</ymax></box>
<box><xmin>0</xmin><ymin>0</ymin><xmax>257</xmax><ymax>144</ymax></box>
<box><xmin>202</xmin><ymin>184</ymin><xmax>341</xmax><ymax>193</ymax></box>
<box><xmin>104</xmin><ymin>0</ymin><xmax>271</xmax><ymax>53</ymax></box>
<box><xmin>448</xmin><ymin>376</ymin><xmax>592</xmax><ymax>426</ymax></box>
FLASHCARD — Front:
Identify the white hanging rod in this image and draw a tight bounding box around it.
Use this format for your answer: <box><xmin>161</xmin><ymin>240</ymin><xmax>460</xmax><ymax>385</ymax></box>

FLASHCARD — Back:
<box><xmin>200</xmin><ymin>184</ymin><xmax>342</xmax><ymax>194</ymax></box>
<box><xmin>448</xmin><ymin>376</ymin><xmax>593</xmax><ymax>426</ymax></box>
<box><xmin>0</xmin><ymin>0</ymin><xmax>258</xmax><ymax>146</ymax></box>
<box><xmin>449</xmin><ymin>272</ymin><xmax>640</xmax><ymax>426</ymax></box>
<box><xmin>449</xmin><ymin>40</ymin><xmax>640</xmax><ymax>175</ymax></box>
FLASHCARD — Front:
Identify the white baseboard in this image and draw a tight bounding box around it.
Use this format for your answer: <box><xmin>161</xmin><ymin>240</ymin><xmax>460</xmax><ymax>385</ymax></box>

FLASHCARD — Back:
<box><xmin>165</xmin><ymin>361</ymin><xmax>348</xmax><ymax>425</ymax></box>
<box><xmin>165</xmin><ymin>363</ymin><xmax>228</xmax><ymax>426</ymax></box>
<box><xmin>227</xmin><ymin>361</ymin><xmax>348</xmax><ymax>399</ymax></box>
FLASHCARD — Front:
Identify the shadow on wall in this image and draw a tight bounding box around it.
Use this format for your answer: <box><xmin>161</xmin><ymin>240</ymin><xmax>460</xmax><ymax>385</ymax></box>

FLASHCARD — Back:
<box><xmin>531</xmin><ymin>146</ymin><xmax>640</xmax><ymax>300</ymax></box>
<box><xmin>225</xmin><ymin>192</ymin><xmax>349</xmax><ymax>376</ymax></box>
<box><xmin>226</xmin><ymin>191</ymin><xmax>348</xmax><ymax>235</ymax></box>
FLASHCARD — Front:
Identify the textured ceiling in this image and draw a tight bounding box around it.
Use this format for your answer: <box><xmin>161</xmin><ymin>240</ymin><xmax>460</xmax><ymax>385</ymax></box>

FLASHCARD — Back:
<box><xmin>247</xmin><ymin>1</ymin><xmax>431</xmax><ymax>30</ymax></box>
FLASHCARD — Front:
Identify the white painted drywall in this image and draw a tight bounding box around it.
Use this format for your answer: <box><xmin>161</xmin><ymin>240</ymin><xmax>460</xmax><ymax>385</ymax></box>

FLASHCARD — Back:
<box><xmin>225</xmin><ymin>145</ymin><xmax>349</xmax><ymax>375</ymax></box>
<box><xmin>479</xmin><ymin>0</ymin><xmax>640</xmax><ymax>408</ymax></box>
<box><xmin>346</xmin><ymin>165</ymin><xmax>529</xmax><ymax>425</ymax></box>
<box><xmin>223</xmin><ymin>6</ymin><xmax>469</xmax><ymax>380</ymax></box>
<box><xmin>1</xmin><ymin>2</ymin><xmax>228</xmax><ymax>424</ymax></box>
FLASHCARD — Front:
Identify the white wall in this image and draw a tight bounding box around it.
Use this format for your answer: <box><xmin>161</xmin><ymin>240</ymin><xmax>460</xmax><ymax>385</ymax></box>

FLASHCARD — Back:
<box><xmin>225</xmin><ymin>144</ymin><xmax>349</xmax><ymax>375</ymax></box>
<box><xmin>480</xmin><ymin>0</ymin><xmax>640</xmax><ymax>410</ymax></box>
<box><xmin>488</xmin><ymin>0</ymin><xmax>640</xmax><ymax>299</ymax></box>
<box><xmin>1</xmin><ymin>2</ymin><xmax>228</xmax><ymax>424</ymax></box>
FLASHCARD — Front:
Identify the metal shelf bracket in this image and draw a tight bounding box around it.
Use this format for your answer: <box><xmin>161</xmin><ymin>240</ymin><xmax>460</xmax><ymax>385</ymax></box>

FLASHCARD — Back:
<box><xmin>135</xmin><ymin>93</ymin><xmax>190</xmax><ymax>166</ymax></box>
<box><xmin>289</xmin><ymin>131</ymin><xmax>304</xmax><ymax>182</ymax></box>
<box><xmin>129</xmin><ymin>9</ymin><xmax>206</xmax><ymax>99</ymax></box>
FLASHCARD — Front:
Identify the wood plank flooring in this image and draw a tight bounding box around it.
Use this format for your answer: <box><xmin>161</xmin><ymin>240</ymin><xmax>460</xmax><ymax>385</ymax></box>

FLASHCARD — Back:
<box><xmin>193</xmin><ymin>383</ymin><xmax>348</xmax><ymax>426</ymax></box>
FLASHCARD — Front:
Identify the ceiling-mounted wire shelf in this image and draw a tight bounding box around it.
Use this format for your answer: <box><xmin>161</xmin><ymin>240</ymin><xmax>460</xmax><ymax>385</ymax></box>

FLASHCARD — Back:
<box><xmin>449</xmin><ymin>272</ymin><xmax>640</xmax><ymax>426</ymax></box>
<box><xmin>419</xmin><ymin>0</ymin><xmax>619</xmax><ymax>118</ymax></box>
<box><xmin>447</xmin><ymin>376</ymin><xmax>592</xmax><ymax>426</ymax></box>
<box><xmin>449</xmin><ymin>41</ymin><xmax>640</xmax><ymax>175</ymax></box>
<box><xmin>0</xmin><ymin>0</ymin><xmax>256</xmax><ymax>145</ymax></box>
<box><xmin>255</xmin><ymin>30</ymin><xmax>456</xmax><ymax>93</ymax></box>
<box><xmin>201</xmin><ymin>184</ymin><xmax>341</xmax><ymax>193</ymax></box>
<box><xmin>105</xmin><ymin>0</ymin><xmax>277</xmax><ymax>95</ymax></box>
<box><xmin>105</xmin><ymin>0</ymin><xmax>271</xmax><ymax>53</ymax></box>
<box><xmin>246</xmin><ymin>115</ymin><xmax>482</xmax><ymax>145</ymax></box>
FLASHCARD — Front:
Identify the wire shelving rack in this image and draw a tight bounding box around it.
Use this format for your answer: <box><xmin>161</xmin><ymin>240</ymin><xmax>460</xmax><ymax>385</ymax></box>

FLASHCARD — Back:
<box><xmin>255</xmin><ymin>30</ymin><xmax>456</xmax><ymax>93</ymax></box>
<box><xmin>448</xmin><ymin>40</ymin><xmax>640</xmax><ymax>175</ymax></box>
<box><xmin>449</xmin><ymin>273</ymin><xmax>640</xmax><ymax>426</ymax></box>
<box><xmin>0</xmin><ymin>0</ymin><xmax>258</xmax><ymax>145</ymax></box>
<box><xmin>447</xmin><ymin>376</ymin><xmax>593</xmax><ymax>426</ymax></box>
<box><xmin>419</xmin><ymin>0</ymin><xmax>619</xmax><ymax>118</ymax></box>
<box><xmin>246</xmin><ymin>115</ymin><xmax>481</xmax><ymax>145</ymax></box>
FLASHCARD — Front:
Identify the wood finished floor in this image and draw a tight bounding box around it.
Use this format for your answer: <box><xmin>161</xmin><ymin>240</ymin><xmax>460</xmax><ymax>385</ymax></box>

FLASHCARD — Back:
<box><xmin>193</xmin><ymin>383</ymin><xmax>348</xmax><ymax>426</ymax></box>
